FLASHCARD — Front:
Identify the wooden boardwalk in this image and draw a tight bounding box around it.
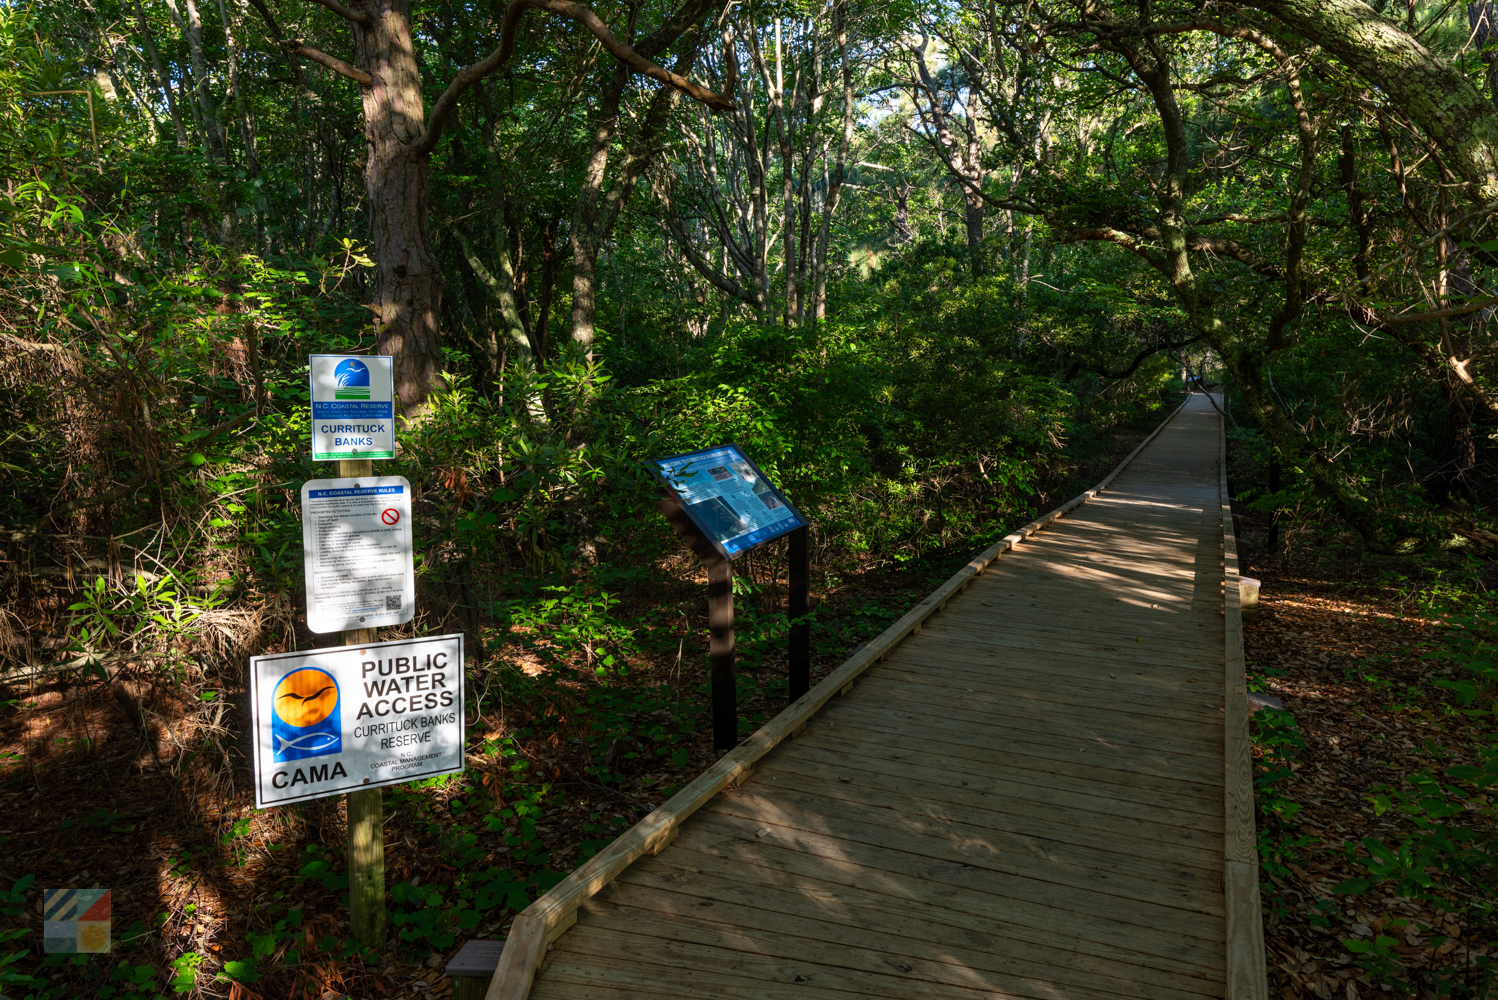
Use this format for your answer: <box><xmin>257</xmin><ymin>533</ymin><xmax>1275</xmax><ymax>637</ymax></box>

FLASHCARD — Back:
<box><xmin>486</xmin><ymin>393</ymin><xmax>1264</xmax><ymax>1000</ymax></box>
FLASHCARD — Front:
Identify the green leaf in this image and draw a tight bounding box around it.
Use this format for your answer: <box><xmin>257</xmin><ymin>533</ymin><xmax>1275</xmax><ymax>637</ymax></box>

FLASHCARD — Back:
<box><xmin>1332</xmin><ymin>878</ymin><xmax>1372</xmax><ymax>895</ymax></box>
<box><xmin>219</xmin><ymin>961</ymin><xmax>260</xmax><ymax>984</ymax></box>
<box><xmin>0</xmin><ymin>249</ymin><xmax>25</xmax><ymax>268</ymax></box>
<box><xmin>188</xmin><ymin>452</ymin><xmax>207</xmax><ymax>466</ymax></box>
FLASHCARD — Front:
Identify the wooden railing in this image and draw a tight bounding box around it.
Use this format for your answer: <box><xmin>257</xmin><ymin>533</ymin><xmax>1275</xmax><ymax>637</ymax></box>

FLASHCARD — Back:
<box><xmin>1221</xmin><ymin>408</ymin><xmax>1269</xmax><ymax>1000</ymax></box>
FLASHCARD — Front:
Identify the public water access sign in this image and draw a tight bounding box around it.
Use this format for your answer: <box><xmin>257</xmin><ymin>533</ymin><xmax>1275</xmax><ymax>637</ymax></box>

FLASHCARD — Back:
<box><xmin>650</xmin><ymin>444</ymin><xmax>805</xmax><ymax>558</ymax></box>
<box><xmin>249</xmin><ymin>633</ymin><xmax>464</xmax><ymax>808</ymax></box>
<box><xmin>302</xmin><ymin>476</ymin><xmax>415</xmax><ymax>634</ymax></box>
<box><xmin>310</xmin><ymin>354</ymin><xmax>395</xmax><ymax>461</ymax></box>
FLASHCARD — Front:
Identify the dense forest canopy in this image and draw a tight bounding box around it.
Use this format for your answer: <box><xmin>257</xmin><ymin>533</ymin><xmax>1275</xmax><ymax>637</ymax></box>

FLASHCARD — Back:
<box><xmin>4</xmin><ymin>0</ymin><xmax>1498</xmax><ymax>994</ymax></box>
<box><xmin>5</xmin><ymin>0</ymin><xmax>1498</xmax><ymax>560</ymax></box>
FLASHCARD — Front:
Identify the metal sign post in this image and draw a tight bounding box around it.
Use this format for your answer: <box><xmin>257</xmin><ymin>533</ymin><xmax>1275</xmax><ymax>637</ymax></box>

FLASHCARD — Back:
<box><xmin>649</xmin><ymin>445</ymin><xmax>810</xmax><ymax>751</ymax></box>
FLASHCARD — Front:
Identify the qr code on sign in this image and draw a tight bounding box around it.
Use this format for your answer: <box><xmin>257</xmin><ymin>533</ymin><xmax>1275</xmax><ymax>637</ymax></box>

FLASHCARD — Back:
<box><xmin>384</xmin><ymin>595</ymin><xmax>402</xmax><ymax>611</ymax></box>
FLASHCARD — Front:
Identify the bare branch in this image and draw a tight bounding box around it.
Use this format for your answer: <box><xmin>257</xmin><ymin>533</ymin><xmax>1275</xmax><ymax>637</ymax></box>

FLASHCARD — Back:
<box><xmin>24</xmin><ymin>407</ymin><xmax>260</xmax><ymax>533</ymax></box>
<box><xmin>1066</xmin><ymin>333</ymin><xmax>1207</xmax><ymax>380</ymax></box>
<box><xmin>309</xmin><ymin>0</ymin><xmax>371</xmax><ymax>26</ymax></box>
<box><xmin>1382</xmin><ymin>294</ymin><xmax>1498</xmax><ymax>324</ymax></box>
<box><xmin>286</xmin><ymin>42</ymin><xmax>372</xmax><ymax>85</ymax></box>
<box><xmin>414</xmin><ymin>0</ymin><xmax>733</xmax><ymax>158</ymax></box>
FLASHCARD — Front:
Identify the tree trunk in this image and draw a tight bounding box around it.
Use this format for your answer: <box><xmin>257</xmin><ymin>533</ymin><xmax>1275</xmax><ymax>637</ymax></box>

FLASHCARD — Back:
<box><xmin>134</xmin><ymin>1</ymin><xmax>190</xmax><ymax>148</ymax></box>
<box><xmin>964</xmin><ymin>191</ymin><xmax>984</xmax><ymax>277</ymax></box>
<box><xmin>215</xmin><ymin>0</ymin><xmax>258</xmax><ymax>174</ymax></box>
<box><xmin>455</xmin><ymin>229</ymin><xmax>532</xmax><ymax>365</ymax></box>
<box><xmin>164</xmin><ymin>0</ymin><xmax>225</xmax><ymax>159</ymax></box>
<box><xmin>812</xmin><ymin>0</ymin><xmax>852</xmax><ymax>323</ymax></box>
<box><xmin>568</xmin><ymin>60</ymin><xmax>628</xmax><ymax>357</ymax></box>
<box><xmin>568</xmin><ymin>0</ymin><xmax>718</xmax><ymax>348</ymax></box>
<box><xmin>1251</xmin><ymin>0</ymin><xmax>1498</xmax><ymax>204</ymax></box>
<box><xmin>353</xmin><ymin>0</ymin><xmax>445</xmax><ymax>412</ymax></box>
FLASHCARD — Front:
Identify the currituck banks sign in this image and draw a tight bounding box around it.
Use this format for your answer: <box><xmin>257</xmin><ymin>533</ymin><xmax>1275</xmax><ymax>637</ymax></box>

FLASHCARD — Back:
<box><xmin>250</xmin><ymin>634</ymin><xmax>465</xmax><ymax>808</ymax></box>
<box><xmin>309</xmin><ymin>354</ymin><xmax>395</xmax><ymax>461</ymax></box>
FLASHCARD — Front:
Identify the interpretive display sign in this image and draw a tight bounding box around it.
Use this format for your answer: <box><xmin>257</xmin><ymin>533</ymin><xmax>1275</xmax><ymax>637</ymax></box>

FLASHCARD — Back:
<box><xmin>650</xmin><ymin>444</ymin><xmax>805</xmax><ymax>558</ymax></box>
<box><xmin>249</xmin><ymin>634</ymin><xmax>464</xmax><ymax>808</ymax></box>
<box><xmin>309</xmin><ymin>354</ymin><xmax>395</xmax><ymax>461</ymax></box>
<box><xmin>301</xmin><ymin>476</ymin><xmax>415</xmax><ymax>634</ymax></box>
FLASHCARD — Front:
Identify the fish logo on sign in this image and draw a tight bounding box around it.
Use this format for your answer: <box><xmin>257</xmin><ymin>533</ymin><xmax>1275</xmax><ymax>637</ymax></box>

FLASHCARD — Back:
<box><xmin>333</xmin><ymin>358</ymin><xmax>371</xmax><ymax>400</ymax></box>
<box><xmin>272</xmin><ymin>667</ymin><xmax>342</xmax><ymax>762</ymax></box>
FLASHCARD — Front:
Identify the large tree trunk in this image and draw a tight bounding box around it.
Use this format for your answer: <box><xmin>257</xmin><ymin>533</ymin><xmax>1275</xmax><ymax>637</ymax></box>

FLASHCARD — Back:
<box><xmin>964</xmin><ymin>192</ymin><xmax>984</xmax><ymax>277</ymax></box>
<box><xmin>353</xmin><ymin>0</ymin><xmax>445</xmax><ymax>412</ymax></box>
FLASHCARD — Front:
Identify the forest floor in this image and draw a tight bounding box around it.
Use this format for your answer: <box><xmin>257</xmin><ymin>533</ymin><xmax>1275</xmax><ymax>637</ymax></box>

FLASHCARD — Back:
<box><xmin>12</xmin><ymin>410</ymin><xmax>1488</xmax><ymax>1000</ymax></box>
<box><xmin>0</xmin><ymin>418</ymin><xmax>1164</xmax><ymax>1000</ymax></box>
<box><xmin>1237</xmin><ymin>516</ymin><xmax>1498</xmax><ymax>998</ymax></box>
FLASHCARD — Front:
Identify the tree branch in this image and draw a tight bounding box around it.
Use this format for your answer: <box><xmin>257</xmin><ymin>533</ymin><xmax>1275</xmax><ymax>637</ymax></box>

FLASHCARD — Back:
<box><xmin>286</xmin><ymin>42</ymin><xmax>371</xmax><ymax>85</ymax></box>
<box><xmin>309</xmin><ymin>0</ymin><xmax>371</xmax><ymax>26</ymax></box>
<box><xmin>414</xmin><ymin>0</ymin><xmax>733</xmax><ymax>158</ymax></box>
<box><xmin>1381</xmin><ymin>294</ymin><xmax>1498</xmax><ymax>324</ymax></box>
<box><xmin>243</xmin><ymin>0</ymin><xmax>307</xmax><ymax>85</ymax></box>
<box><xmin>1065</xmin><ymin>333</ymin><xmax>1207</xmax><ymax>380</ymax></box>
<box><xmin>29</xmin><ymin>407</ymin><xmax>259</xmax><ymax>532</ymax></box>
<box><xmin>1058</xmin><ymin>227</ymin><xmax>1166</xmax><ymax>269</ymax></box>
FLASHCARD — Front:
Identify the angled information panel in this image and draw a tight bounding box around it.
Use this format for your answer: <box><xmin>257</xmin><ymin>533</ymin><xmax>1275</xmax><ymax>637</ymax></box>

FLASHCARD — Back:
<box><xmin>651</xmin><ymin>444</ymin><xmax>805</xmax><ymax>559</ymax></box>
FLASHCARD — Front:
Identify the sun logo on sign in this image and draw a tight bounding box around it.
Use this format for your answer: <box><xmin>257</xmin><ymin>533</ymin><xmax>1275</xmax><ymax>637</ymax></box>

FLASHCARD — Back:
<box><xmin>333</xmin><ymin>358</ymin><xmax>371</xmax><ymax>400</ymax></box>
<box><xmin>272</xmin><ymin>667</ymin><xmax>342</xmax><ymax>762</ymax></box>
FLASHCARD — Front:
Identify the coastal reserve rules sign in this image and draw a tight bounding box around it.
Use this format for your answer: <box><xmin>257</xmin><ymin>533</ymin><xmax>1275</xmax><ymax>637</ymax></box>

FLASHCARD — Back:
<box><xmin>250</xmin><ymin>634</ymin><xmax>465</xmax><ymax>808</ymax></box>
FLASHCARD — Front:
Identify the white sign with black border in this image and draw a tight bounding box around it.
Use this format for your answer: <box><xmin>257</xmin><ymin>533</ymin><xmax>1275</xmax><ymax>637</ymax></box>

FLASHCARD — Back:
<box><xmin>301</xmin><ymin>475</ymin><xmax>415</xmax><ymax>634</ymax></box>
<box><xmin>250</xmin><ymin>634</ymin><xmax>465</xmax><ymax>808</ymax></box>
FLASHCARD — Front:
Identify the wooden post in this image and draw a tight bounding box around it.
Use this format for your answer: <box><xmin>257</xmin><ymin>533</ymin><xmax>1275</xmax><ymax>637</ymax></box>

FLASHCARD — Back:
<box><xmin>1266</xmin><ymin>456</ymin><xmax>1281</xmax><ymax>550</ymax></box>
<box><xmin>788</xmin><ymin>525</ymin><xmax>809</xmax><ymax>702</ymax></box>
<box><xmin>707</xmin><ymin>557</ymin><xmax>736</xmax><ymax>751</ymax></box>
<box><xmin>338</xmin><ymin>457</ymin><xmax>386</xmax><ymax>951</ymax></box>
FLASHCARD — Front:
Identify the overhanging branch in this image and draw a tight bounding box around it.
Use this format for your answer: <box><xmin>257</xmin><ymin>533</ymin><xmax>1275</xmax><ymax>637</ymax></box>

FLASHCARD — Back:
<box><xmin>414</xmin><ymin>0</ymin><xmax>734</xmax><ymax>157</ymax></box>
<box><xmin>1065</xmin><ymin>333</ymin><xmax>1207</xmax><ymax>381</ymax></box>
<box><xmin>286</xmin><ymin>42</ymin><xmax>371</xmax><ymax>85</ymax></box>
<box><xmin>310</xmin><ymin>0</ymin><xmax>371</xmax><ymax>26</ymax></box>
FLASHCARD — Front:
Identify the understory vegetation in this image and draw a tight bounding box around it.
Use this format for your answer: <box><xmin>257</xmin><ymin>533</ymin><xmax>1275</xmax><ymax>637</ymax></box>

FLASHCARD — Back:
<box><xmin>2</xmin><ymin>0</ymin><xmax>1498</xmax><ymax>996</ymax></box>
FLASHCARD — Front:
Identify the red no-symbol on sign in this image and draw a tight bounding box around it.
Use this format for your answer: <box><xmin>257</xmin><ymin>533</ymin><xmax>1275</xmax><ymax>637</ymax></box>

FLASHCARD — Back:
<box><xmin>381</xmin><ymin>508</ymin><xmax>401</xmax><ymax>525</ymax></box>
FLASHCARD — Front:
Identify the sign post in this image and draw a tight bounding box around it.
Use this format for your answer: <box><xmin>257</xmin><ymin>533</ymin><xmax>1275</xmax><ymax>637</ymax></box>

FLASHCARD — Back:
<box><xmin>303</xmin><ymin>354</ymin><xmax>402</xmax><ymax>951</ymax></box>
<box><xmin>788</xmin><ymin>525</ymin><xmax>809</xmax><ymax>701</ymax></box>
<box><xmin>248</xmin><ymin>630</ymin><xmax>464</xmax><ymax>954</ymax></box>
<box><xmin>341</xmin><ymin>459</ymin><xmax>383</xmax><ymax>951</ymax></box>
<box><xmin>649</xmin><ymin>445</ymin><xmax>809</xmax><ymax>750</ymax></box>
